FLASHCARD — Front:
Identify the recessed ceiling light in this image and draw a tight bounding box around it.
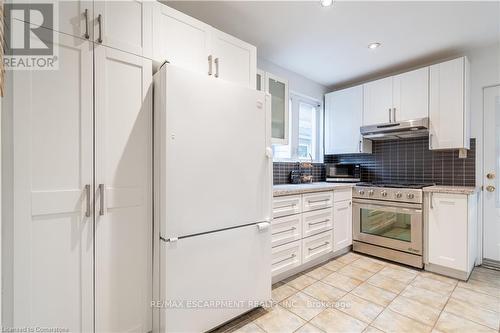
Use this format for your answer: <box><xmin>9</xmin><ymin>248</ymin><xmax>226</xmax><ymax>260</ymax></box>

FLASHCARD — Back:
<box><xmin>320</xmin><ymin>0</ymin><xmax>333</xmax><ymax>7</ymax></box>
<box><xmin>368</xmin><ymin>42</ymin><xmax>381</xmax><ymax>50</ymax></box>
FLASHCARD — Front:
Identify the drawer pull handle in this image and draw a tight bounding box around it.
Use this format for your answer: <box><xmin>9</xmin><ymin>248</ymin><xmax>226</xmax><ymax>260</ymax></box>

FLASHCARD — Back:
<box><xmin>308</xmin><ymin>219</ymin><xmax>329</xmax><ymax>226</ymax></box>
<box><xmin>272</xmin><ymin>227</ymin><xmax>296</xmax><ymax>236</ymax></box>
<box><xmin>273</xmin><ymin>253</ymin><xmax>296</xmax><ymax>266</ymax></box>
<box><xmin>308</xmin><ymin>242</ymin><xmax>330</xmax><ymax>252</ymax></box>
<box><xmin>278</xmin><ymin>203</ymin><xmax>297</xmax><ymax>209</ymax></box>
<box><xmin>308</xmin><ymin>198</ymin><xmax>329</xmax><ymax>204</ymax></box>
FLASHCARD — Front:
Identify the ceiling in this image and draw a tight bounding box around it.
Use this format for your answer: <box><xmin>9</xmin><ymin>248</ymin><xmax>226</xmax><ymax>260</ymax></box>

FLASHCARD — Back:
<box><xmin>165</xmin><ymin>1</ymin><xmax>500</xmax><ymax>89</ymax></box>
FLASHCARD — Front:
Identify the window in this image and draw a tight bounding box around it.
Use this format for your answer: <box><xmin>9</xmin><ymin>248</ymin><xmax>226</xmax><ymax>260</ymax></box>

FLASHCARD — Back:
<box><xmin>272</xmin><ymin>94</ymin><xmax>323</xmax><ymax>162</ymax></box>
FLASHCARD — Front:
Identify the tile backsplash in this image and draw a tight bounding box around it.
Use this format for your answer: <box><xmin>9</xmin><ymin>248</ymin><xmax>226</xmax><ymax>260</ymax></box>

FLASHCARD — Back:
<box><xmin>274</xmin><ymin>137</ymin><xmax>476</xmax><ymax>186</ymax></box>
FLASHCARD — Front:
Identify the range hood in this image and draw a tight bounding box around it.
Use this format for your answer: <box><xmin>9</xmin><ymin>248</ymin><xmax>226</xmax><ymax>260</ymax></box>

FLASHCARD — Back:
<box><xmin>361</xmin><ymin>118</ymin><xmax>429</xmax><ymax>141</ymax></box>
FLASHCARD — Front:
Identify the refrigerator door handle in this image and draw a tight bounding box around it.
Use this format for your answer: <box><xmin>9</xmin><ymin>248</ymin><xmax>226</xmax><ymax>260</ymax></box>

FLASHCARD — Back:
<box><xmin>257</xmin><ymin>222</ymin><xmax>270</xmax><ymax>231</ymax></box>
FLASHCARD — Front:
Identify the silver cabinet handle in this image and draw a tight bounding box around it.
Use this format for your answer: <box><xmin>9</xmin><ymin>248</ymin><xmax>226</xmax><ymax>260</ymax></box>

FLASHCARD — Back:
<box><xmin>273</xmin><ymin>253</ymin><xmax>296</xmax><ymax>266</ymax></box>
<box><xmin>430</xmin><ymin>192</ymin><xmax>434</xmax><ymax>209</ymax></box>
<box><xmin>99</xmin><ymin>184</ymin><xmax>105</xmax><ymax>216</ymax></box>
<box><xmin>208</xmin><ymin>55</ymin><xmax>213</xmax><ymax>76</ymax></box>
<box><xmin>85</xmin><ymin>184</ymin><xmax>91</xmax><ymax>217</ymax></box>
<box><xmin>308</xmin><ymin>219</ymin><xmax>330</xmax><ymax>226</ymax></box>
<box><xmin>429</xmin><ymin>133</ymin><xmax>433</xmax><ymax>149</ymax></box>
<box><xmin>83</xmin><ymin>9</ymin><xmax>90</xmax><ymax>39</ymax></box>
<box><xmin>308</xmin><ymin>242</ymin><xmax>329</xmax><ymax>251</ymax></box>
<box><xmin>393</xmin><ymin>108</ymin><xmax>396</xmax><ymax>122</ymax></box>
<box><xmin>308</xmin><ymin>198</ymin><xmax>329</xmax><ymax>204</ymax></box>
<box><xmin>97</xmin><ymin>14</ymin><xmax>103</xmax><ymax>43</ymax></box>
<box><xmin>358</xmin><ymin>140</ymin><xmax>362</xmax><ymax>153</ymax></box>
<box><xmin>389</xmin><ymin>108</ymin><xmax>392</xmax><ymax>122</ymax></box>
<box><xmin>214</xmin><ymin>57</ymin><xmax>219</xmax><ymax>78</ymax></box>
<box><xmin>272</xmin><ymin>226</ymin><xmax>296</xmax><ymax>236</ymax></box>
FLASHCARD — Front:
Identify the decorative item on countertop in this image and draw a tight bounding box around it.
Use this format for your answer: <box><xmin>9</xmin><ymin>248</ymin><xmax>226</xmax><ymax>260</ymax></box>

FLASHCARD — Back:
<box><xmin>290</xmin><ymin>170</ymin><xmax>301</xmax><ymax>184</ymax></box>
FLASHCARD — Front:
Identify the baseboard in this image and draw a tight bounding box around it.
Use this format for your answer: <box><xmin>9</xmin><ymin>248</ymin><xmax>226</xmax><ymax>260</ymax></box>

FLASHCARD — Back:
<box><xmin>424</xmin><ymin>262</ymin><xmax>472</xmax><ymax>281</ymax></box>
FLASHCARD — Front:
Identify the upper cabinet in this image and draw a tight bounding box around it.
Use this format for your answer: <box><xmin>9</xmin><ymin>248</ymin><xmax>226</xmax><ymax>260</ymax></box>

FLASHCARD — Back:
<box><xmin>429</xmin><ymin>57</ymin><xmax>470</xmax><ymax>150</ymax></box>
<box><xmin>363</xmin><ymin>67</ymin><xmax>429</xmax><ymax>126</ymax></box>
<box><xmin>152</xmin><ymin>3</ymin><xmax>257</xmax><ymax>88</ymax></box>
<box><xmin>266</xmin><ymin>72</ymin><xmax>289</xmax><ymax>144</ymax></box>
<box><xmin>325</xmin><ymin>85</ymin><xmax>372</xmax><ymax>154</ymax></box>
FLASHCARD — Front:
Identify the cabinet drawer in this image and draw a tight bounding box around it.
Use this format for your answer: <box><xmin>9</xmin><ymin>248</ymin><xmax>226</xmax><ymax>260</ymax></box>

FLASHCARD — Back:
<box><xmin>302</xmin><ymin>192</ymin><xmax>333</xmax><ymax>212</ymax></box>
<box><xmin>302</xmin><ymin>208</ymin><xmax>333</xmax><ymax>238</ymax></box>
<box><xmin>273</xmin><ymin>195</ymin><xmax>302</xmax><ymax>218</ymax></box>
<box><xmin>334</xmin><ymin>188</ymin><xmax>352</xmax><ymax>202</ymax></box>
<box><xmin>302</xmin><ymin>231</ymin><xmax>333</xmax><ymax>264</ymax></box>
<box><xmin>272</xmin><ymin>241</ymin><xmax>302</xmax><ymax>277</ymax></box>
<box><xmin>272</xmin><ymin>214</ymin><xmax>302</xmax><ymax>247</ymax></box>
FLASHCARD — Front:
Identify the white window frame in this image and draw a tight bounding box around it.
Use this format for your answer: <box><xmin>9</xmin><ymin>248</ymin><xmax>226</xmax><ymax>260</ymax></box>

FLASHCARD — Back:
<box><xmin>273</xmin><ymin>92</ymin><xmax>324</xmax><ymax>163</ymax></box>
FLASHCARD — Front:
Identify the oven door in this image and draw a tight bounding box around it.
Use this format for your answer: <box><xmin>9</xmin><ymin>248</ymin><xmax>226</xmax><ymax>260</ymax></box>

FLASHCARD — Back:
<box><xmin>353</xmin><ymin>199</ymin><xmax>422</xmax><ymax>255</ymax></box>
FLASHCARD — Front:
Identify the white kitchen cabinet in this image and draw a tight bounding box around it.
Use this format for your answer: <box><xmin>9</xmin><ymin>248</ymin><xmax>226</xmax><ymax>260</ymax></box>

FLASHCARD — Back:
<box><xmin>302</xmin><ymin>208</ymin><xmax>333</xmax><ymax>238</ymax></box>
<box><xmin>363</xmin><ymin>77</ymin><xmax>393</xmax><ymax>125</ymax></box>
<box><xmin>429</xmin><ymin>57</ymin><xmax>470</xmax><ymax>150</ymax></box>
<box><xmin>267</xmin><ymin>72</ymin><xmax>290</xmax><ymax>144</ymax></box>
<box><xmin>210</xmin><ymin>29</ymin><xmax>257</xmax><ymax>88</ymax></box>
<box><xmin>302</xmin><ymin>191</ymin><xmax>333</xmax><ymax>212</ymax></box>
<box><xmin>302</xmin><ymin>231</ymin><xmax>334</xmax><ymax>264</ymax></box>
<box><xmin>425</xmin><ymin>191</ymin><xmax>477</xmax><ymax>280</ymax></box>
<box><xmin>333</xmin><ymin>200</ymin><xmax>353</xmax><ymax>252</ymax></box>
<box><xmin>272</xmin><ymin>241</ymin><xmax>302</xmax><ymax>276</ymax></box>
<box><xmin>273</xmin><ymin>194</ymin><xmax>302</xmax><ymax>218</ymax></box>
<box><xmin>94</xmin><ymin>1</ymin><xmax>153</xmax><ymax>58</ymax></box>
<box><xmin>325</xmin><ymin>85</ymin><xmax>372</xmax><ymax>154</ymax></box>
<box><xmin>94</xmin><ymin>45</ymin><xmax>152</xmax><ymax>333</ymax></box>
<box><xmin>272</xmin><ymin>214</ymin><xmax>302</xmax><ymax>247</ymax></box>
<box><xmin>392</xmin><ymin>67</ymin><xmax>429</xmax><ymax>121</ymax></box>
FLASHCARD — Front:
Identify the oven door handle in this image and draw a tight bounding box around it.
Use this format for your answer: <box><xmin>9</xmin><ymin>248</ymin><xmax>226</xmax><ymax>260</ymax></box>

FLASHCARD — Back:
<box><xmin>352</xmin><ymin>198</ymin><xmax>422</xmax><ymax>212</ymax></box>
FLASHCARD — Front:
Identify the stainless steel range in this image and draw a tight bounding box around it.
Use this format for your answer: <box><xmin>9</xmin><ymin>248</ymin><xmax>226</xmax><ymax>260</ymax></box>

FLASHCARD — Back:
<box><xmin>352</xmin><ymin>182</ymin><xmax>432</xmax><ymax>268</ymax></box>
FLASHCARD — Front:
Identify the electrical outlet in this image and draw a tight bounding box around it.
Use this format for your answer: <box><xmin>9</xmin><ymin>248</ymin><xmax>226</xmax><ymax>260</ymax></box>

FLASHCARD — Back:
<box><xmin>458</xmin><ymin>149</ymin><xmax>467</xmax><ymax>159</ymax></box>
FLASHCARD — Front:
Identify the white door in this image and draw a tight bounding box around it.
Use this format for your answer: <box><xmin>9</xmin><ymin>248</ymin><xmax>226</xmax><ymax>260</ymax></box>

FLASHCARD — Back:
<box><xmin>156</xmin><ymin>65</ymin><xmax>271</xmax><ymax>239</ymax></box>
<box><xmin>2</xmin><ymin>31</ymin><xmax>93</xmax><ymax>331</ymax></box>
<box><xmin>152</xmin><ymin>3</ymin><xmax>211</xmax><ymax>74</ymax></box>
<box><xmin>210</xmin><ymin>29</ymin><xmax>257</xmax><ymax>88</ymax></box>
<box><xmin>325</xmin><ymin>85</ymin><xmax>363</xmax><ymax>154</ymax></box>
<box><xmin>392</xmin><ymin>67</ymin><xmax>429</xmax><ymax>121</ymax></box>
<box><xmin>333</xmin><ymin>200</ymin><xmax>353</xmax><ymax>252</ymax></box>
<box><xmin>94</xmin><ymin>0</ymin><xmax>153</xmax><ymax>58</ymax></box>
<box><xmin>94</xmin><ymin>45</ymin><xmax>153</xmax><ymax>333</ymax></box>
<box><xmin>483</xmin><ymin>85</ymin><xmax>500</xmax><ymax>264</ymax></box>
<box><xmin>363</xmin><ymin>77</ymin><xmax>393</xmax><ymax>126</ymax></box>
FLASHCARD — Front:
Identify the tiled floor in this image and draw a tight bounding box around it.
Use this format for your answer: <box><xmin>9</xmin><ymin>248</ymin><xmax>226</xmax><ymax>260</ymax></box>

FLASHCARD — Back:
<box><xmin>213</xmin><ymin>252</ymin><xmax>500</xmax><ymax>333</ymax></box>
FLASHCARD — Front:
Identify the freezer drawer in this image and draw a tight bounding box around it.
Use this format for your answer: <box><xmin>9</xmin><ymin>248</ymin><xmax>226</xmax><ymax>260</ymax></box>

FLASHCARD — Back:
<box><xmin>272</xmin><ymin>214</ymin><xmax>302</xmax><ymax>247</ymax></box>
<box><xmin>302</xmin><ymin>231</ymin><xmax>333</xmax><ymax>264</ymax></box>
<box><xmin>271</xmin><ymin>240</ymin><xmax>302</xmax><ymax>277</ymax></box>
<box><xmin>273</xmin><ymin>195</ymin><xmax>302</xmax><ymax>218</ymax></box>
<box><xmin>160</xmin><ymin>223</ymin><xmax>271</xmax><ymax>333</ymax></box>
<box><xmin>302</xmin><ymin>208</ymin><xmax>333</xmax><ymax>238</ymax></box>
<box><xmin>302</xmin><ymin>192</ymin><xmax>333</xmax><ymax>212</ymax></box>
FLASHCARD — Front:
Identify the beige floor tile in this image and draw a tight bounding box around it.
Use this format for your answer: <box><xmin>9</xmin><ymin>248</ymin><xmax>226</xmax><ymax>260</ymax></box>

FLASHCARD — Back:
<box><xmin>280</xmin><ymin>291</ymin><xmax>325</xmax><ymax>321</ymax></box>
<box><xmin>351</xmin><ymin>282</ymin><xmax>398</xmax><ymax>307</ymax></box>
<box><xmin>336</xmin><ymin>252</ymin><xmax>362</xmax><ymax>264</ymax></box>
<box><xmin>232</xmin><ymin>322</ymin><xmax>266</xmax><ymax>333</ymax></box>
<box><xmin>451</xmin><ymin>286</ymin><xmax>500</xmax><ymax>313</ymax></box>
<box><xmin>272</xmin><ymin>283</ymin><xmax>298</xmax><ymax>303</ymax></box>
<box><xmin>337</xmin><ymin>293</ymin><xmax>384</xmax><ymax>324</ymax></box>
<box><xmin>371</xmin><ymin>308</ymin><xmax>433</xmax><ymax>333</ymax></box>
<box><xmin>338</xmin><ymin>264</ymin><xmax>375</xmax><ymax>281</ymax></box>
<box><xmin>471</xmin><ymin>267</ymin><xmax>500</xmax><ymax>284</ymax></box>
<box><xmin>310</xmin><ymin>308</ymin><xmax>368</xmax><ymax>333</ymax></box>
<box><xmin>435</xmin><ymin>311</ymin><xmax>497</xmax><ymax>333</ymax></box>
<box><xmin>363</xmin><ymin>326</ymin><xmax>384</xmax><ymax>333</ymax></box>
<box><xmin>367</xmin><ymin>272</ymin><xmax>409</xmax><ymax>294</ymax></box>
<box><xmin>386</xmin><ymin>262</ymin><xmax>420</xmax><ymax>274</ymax></box>
<box><xmin>294</xmin><ymin>323</ymin><xmax>325</xmax><ymax>333</ymax></box>
<box><xmin>418</xmin><ymin>271</ymin><xmax>458</xmax><ymax>286</ymax></box>
<box><xmin>302</xmin><ymin>281</ymin><xmax>347</xmax><ymax>303</ymax></box>
<box><xmin>321</xmin><ymin>259</ymin><xmax>346</xmax><ymax>272</ymax></box>
<box><xmin>458</xmin><ymin>278</ymin><xmax>500</xmax><ymax>297</ymax></box>
<box><xmin>400</xmin><ymin>285</ymin><xmax>449</xmax><ymax>310</ymax></box>
<box><xmin>388</xmin><ymin>295</ymin><xmax>441</xmax><ymax>326</ymax></box>
<box><xmin>322</xmin><ymin>272</ymin><xmax>363</xmax><ymax>292</ymax></box>
<box><xmin>411</xmin><ymin>276</ymin><xmax>456</xmax><ymax>296</ymax></box>
<box><xmin>351</xmin><ymin>258</ymin><xmax>386</xmax><ymax>273</ymax></box>
<box><xmin>285</xmin><ymin>274</ymin><xmax>318</xmax><ymax>290</ymax></box>
<box><xmin>378</xmin><ymin>266</ymin><xmax>417</xmax><ymax>284</ymax></box>
<box><xmin>305</xmin><ymin>266</ymin><xmax>334</xmax><ymax>280</ymax></box>
<box><xmin>444</xmin><ymin>297</ymin><xmax>500</xmax><ymax>330</ymax></box>
<box><xmin>253</xmin><ymin>305</ymin><xmax>306</xmax><ymax>333</ymax></box>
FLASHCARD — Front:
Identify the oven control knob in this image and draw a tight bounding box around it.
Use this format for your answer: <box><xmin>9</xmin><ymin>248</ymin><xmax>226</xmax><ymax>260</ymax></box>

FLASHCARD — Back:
<box><xmin>358</xmin><ymin>190</ymin><xmax>365</xmax><ymax>195</ymax></box>
<box><xmin>395</xmin><ymin>192</ymin><xmax>402</xmax><ymax>198</ymax></box>
<box><xmin>368</xmin><ymin>190</ymin><xmax>374</xmax><ymax>196</ymax></box>
<box><xmin>381</xmin><ymin>191</ymin><xmax>387</xmax><ymax>197</ymax></box>
<box><xmin>407</xmin><ymin>193</ymin><xmax>415</xmax><ymax>199</ymax></box>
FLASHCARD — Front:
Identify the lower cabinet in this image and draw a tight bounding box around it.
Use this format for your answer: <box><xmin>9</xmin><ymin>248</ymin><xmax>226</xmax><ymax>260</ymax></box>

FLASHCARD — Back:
<box><xmin>333</xmin><ymin>199</ymin><xmax>353</xmax><ymax>252</ymax></box>
<box><xmin>302</xmin><ymin>231</ymin><xmax>334</xmax><ymax>263</ymax></box>
<box><xmin>271</xmin><ymin>214</ymin><xmax>302</xmax><ymax>247</ymax></box>
<box><xmin>272</xmin><ymin>241</ymin><xmax>302</xmax><ymax>276</ymax></box>
<box><xmin>302</xmin><ymin>208</ymin><xmax>333</xmax><ymax>238</ymax></box>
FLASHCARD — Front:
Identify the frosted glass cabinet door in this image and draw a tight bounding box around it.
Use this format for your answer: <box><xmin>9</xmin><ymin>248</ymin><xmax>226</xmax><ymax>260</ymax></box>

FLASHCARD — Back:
<box><xmin>267</xmin><ymin>72</ymin><xmax>289</xmax><ymax>144</ymax></box>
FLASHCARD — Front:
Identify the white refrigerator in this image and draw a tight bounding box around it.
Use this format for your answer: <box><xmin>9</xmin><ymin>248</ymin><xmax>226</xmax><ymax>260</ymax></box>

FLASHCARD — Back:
<box><xmin>153</xmin><ymin>63</ymin><xmax>273</xmax><ymax>332</ymax></box>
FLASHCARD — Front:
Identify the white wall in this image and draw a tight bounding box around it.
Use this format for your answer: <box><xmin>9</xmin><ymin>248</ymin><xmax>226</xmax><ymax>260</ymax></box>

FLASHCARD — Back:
<box><xmin>258</xmin><ymin>57</ymin><xmax>328</xmax><ymax>102</ymax></box>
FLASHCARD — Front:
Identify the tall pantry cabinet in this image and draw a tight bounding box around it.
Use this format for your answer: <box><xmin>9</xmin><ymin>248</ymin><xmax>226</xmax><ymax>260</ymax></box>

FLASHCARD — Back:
<box><xmin>2</xmin><ymin>5</ymin><xmax>152</xmax><ymax>333</ymax></box>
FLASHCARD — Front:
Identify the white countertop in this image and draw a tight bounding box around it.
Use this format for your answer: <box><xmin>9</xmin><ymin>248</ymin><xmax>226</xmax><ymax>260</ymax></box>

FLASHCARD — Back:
<box><xmin>273</xmin><ymin>182</ymin><xmax>355</xmax><ymax>197</ymax></box>
<box><xmin>422</xmin><ymin>185</ymin><xmax>479</xmax><ymax>195</ymax></box>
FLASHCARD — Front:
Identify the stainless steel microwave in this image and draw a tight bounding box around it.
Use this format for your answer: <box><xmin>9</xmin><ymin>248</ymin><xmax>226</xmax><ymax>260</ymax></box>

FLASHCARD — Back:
<box><xmin>325</xmin><ymin>163</ymin><xmax>361</xmax><ymax>182</ymax></box>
